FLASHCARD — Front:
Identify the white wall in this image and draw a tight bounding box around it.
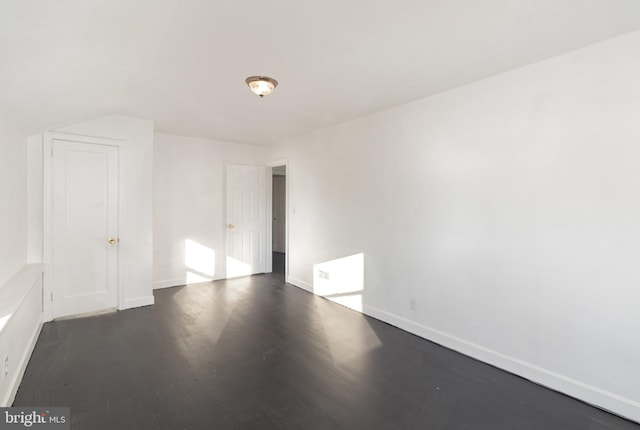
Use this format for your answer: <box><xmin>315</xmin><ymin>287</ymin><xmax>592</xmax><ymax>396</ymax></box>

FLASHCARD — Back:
<box><xmin>55</xmin><ymin>116</ymin><xmax>155</xmax><ymax>309</ymax></box>
<box><xmin>27</xmin><ymin>134</ymin><xmax>43</xmax><ymax>264</ymax></box>
<box><xmin>0</xmin><ymin>117</ymin><xmax>43</xmax><ymax>407</ymax></box>
<box><xmin>268</xmin><ymin>31</ymin><xmax>640</xmax><ymax>422</ymax></box>
<box><xmin>0</xmin><ymin>119</ymin><xmax>27</xmax><ymax>286</ymax></box>
<box><xmin>153</xmin><ymin>133</ymin><xmax>266</xmax><ymax>288</ymax></box>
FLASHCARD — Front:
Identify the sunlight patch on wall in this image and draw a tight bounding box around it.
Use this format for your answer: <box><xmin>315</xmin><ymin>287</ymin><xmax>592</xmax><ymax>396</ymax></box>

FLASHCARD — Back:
<box><xmin>185</xmin><ymin>271</ymin><xmax>210</xmax><ymax>284</ymax></box>
<box><xmin>0</xmin><ymin>314</ymin><xmax>11</xmax><ymax>333</ymax></box>
<box><xmin>313</xmin><ymin>253</ymin><xmax>364</xmax><ymax>312</ymax></box>
<box><xmin>185</xmin><ymin>239</ymin><xmax>215</xmax><ymax>284</ymax></box>
<box><xmin>226</xmin><ymin>257</ymin><xmax>252</xmax><ymax>279</ymax></box>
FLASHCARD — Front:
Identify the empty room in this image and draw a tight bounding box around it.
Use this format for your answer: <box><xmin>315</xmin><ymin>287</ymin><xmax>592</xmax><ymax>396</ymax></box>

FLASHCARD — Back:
<box><xmin>1</xmin><ymin>1</ymin><xmax>640</xmax><ymax>428</ymax></box>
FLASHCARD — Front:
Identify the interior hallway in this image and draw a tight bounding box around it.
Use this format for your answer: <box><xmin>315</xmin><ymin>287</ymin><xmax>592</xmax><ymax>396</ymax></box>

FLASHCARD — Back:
<box><xmin>13</xmin><ymin>253</ymin><xmax>639</xmax><ymax>429</ymax></box>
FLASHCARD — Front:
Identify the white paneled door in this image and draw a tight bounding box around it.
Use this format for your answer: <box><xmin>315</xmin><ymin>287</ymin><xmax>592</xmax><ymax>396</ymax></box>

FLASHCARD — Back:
<box><xmin>226</xmin><ymin>164</ymin><xmax>266</xmax><ymax>278</ymax></box>
<box><xmin>51</xmin><ymin>140</ymin><xmax>119</xmax><ymax>318</ymax></box>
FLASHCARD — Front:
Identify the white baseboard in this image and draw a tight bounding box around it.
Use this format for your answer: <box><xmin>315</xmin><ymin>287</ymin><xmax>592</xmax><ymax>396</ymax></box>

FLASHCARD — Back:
<box><xmin>286</xmin><ymin>276</ymin><xmax>313</xmax><ymax>293</ymax></box>
<box><xmin>363</xmin><ymin>304</ymin><xmax>640</xmax><ymax>424</ymax></box>
<box><xmin>152</xmin><ymin>278</ymin><xmax>185</xmax><ymax>290</ymax></box>
<box><xmin>122</xmin><ymin>295</ymin><xmax>155</xmax><ymax>309</ymax></box>
<box><xmin>153</xmin><ymin>274</ymin><xmax>228</xmax><ymax>290</ymax></box>
<box><xmin>2</xmin><ymin>314</ymin><xmax>43</xmax><ymax>407</ymax></box>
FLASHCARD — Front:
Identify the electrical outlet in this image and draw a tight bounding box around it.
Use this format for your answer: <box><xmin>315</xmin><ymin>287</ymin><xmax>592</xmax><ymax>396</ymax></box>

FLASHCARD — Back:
<box><xmin>4</xmin><ymin>355</ymin><xmax>8</xmax><ymax>378</ymax></box>
<box><xmin>409</xmin><ymin>298</ymin><xmax>417</xmax><ymax>312</ymax></box>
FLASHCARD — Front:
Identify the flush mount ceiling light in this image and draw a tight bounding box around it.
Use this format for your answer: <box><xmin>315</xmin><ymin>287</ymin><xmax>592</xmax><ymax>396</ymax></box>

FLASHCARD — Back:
<box><xmin>245</xmin><ymin>76</ymin><xmax>278</xmax><ymax>97</ymax></box>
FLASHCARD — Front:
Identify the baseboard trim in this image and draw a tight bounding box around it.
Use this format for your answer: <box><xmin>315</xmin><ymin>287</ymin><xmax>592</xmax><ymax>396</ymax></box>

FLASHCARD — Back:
<box><xmin>153</xmin><ymin>278</ymin><xmax>185</xmax><ymax>290</ymax></box>
<box><xmin>286</xmin><ymin>276</ymin><xmax>313</xmax><ymax>293</ymax></box>
<box><xmin>363</xmin><ymin>304</ymin><xmax>640</xmax><ymax>423</ymax></box>
<box><xmin>122</xmin><ymin>295</ymin><xmax>155</xmax><ymax>310</ymax></box>
<box><xmin>2</xmin><ymin>314</ymin><xmax>43</xmax><ymax>407</ymax></box>
<box><xmin>153</xmin><ymin>274</ymin><xmax>228</xmax><ymax>290</ymax></box>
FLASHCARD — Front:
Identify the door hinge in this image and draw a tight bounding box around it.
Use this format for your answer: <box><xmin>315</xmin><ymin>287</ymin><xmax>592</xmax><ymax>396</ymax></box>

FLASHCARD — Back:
<box><xmin>50</xmin><ymin>292</ymin><xmax>53</xmax><ymax>302</ymax></box>
<box><xmin>51</xmin><ymin>147</ymin><xmax>53</xmax><ymax>157</ymax></box>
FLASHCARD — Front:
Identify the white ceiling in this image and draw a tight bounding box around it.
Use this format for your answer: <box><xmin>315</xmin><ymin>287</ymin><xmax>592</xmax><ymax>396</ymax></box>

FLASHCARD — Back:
<box><xmin>1</xmin><ymin>0</ymin><xmax>640</xmax><ymax>145</ymax></box>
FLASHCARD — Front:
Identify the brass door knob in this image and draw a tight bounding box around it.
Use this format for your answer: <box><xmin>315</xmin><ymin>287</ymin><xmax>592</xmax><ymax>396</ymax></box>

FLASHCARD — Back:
<box><xmin>227</xmin><ymin>224</ymin><xmax>235</xmax><ymax>229</ymax></box>
<box><xmin>108</xmin><ymin>238</ymin><xmax>117</xmax><ymax>245</ymax></box>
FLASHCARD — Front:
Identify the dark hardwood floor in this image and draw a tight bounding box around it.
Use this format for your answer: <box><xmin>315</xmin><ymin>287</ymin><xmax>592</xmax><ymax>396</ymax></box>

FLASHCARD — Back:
<box><xmin>14</xmin><ymin>253</ymin><xmax>639</xmax><ymax>429</ymax></box>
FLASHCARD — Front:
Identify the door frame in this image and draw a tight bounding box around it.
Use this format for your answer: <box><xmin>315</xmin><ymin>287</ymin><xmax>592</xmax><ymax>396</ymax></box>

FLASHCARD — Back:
<box><xmin>266</xmin><ymin>158</ymin><xmax>289</xmax><ymax>281</ymax></box>
<box><xmin>43</xmin><ymin>131</ymin><xmax>126</xmax><ymax>322</ymax></box>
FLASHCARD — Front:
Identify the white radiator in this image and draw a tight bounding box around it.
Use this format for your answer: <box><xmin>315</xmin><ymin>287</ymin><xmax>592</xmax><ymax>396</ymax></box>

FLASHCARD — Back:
<box><xmin>0</xmin><ymin>264</ymin><xmax>44</xmax><ymax>406</ymax></box>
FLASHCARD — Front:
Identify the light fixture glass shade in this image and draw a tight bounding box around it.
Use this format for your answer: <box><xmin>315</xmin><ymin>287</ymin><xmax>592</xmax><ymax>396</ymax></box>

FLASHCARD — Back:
<box><xmin>246</xmin><ymin>76</ymin><xmax>278</xmax><ymax>97</ymax></box>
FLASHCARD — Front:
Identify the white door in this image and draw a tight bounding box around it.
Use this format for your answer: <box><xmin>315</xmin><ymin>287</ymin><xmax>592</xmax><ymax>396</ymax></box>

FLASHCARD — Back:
<box><xmin>51</xmin><ymin>140</ymin><xmax>119</xmax><ymax>318</ymax></box>
<box><xmin>272</xmin><ymin>175</ymin><xmax>286</xmax><ymax>253</ymax></box>
<box><xmin>226</xmin><ymin>164</ymin><xmax>266</xmax><ymax>278</ymax></box>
